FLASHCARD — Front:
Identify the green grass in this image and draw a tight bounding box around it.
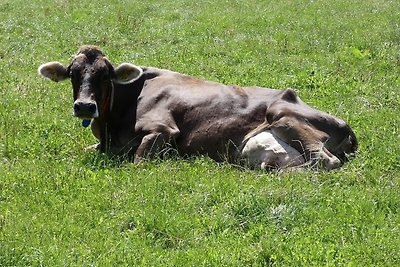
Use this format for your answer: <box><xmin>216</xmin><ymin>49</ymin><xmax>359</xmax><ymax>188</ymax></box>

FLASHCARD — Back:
<box><xmin>1</xmin><ymin>0</ymin><xmax>399</xmax><ymax>266</ymax></box>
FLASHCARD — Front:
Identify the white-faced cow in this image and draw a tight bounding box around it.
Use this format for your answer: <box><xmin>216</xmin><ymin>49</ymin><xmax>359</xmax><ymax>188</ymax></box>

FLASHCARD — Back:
<box><xmin>38</xmin><ymin>45</ymin><xmax>357</xmax><ymax>170</ymax></box>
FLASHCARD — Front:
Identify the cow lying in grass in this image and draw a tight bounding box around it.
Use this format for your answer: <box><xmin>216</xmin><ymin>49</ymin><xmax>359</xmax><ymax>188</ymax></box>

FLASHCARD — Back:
<box><xmin>39</xmin><ymin>45</ymin><xmax>357</xmax><ymax>170</ymax></box>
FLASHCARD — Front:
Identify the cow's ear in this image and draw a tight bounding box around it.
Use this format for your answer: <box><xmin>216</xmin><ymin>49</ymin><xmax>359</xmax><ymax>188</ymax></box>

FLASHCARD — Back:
<box><xmin>113</xmin><ymin>63</ymin><xmax>143</xmax><ymax>84</ymax></box>
<box><xmin>38</xmin><ymin>62</ymin><xmax>69</xmax><ymax>82</ymax></box>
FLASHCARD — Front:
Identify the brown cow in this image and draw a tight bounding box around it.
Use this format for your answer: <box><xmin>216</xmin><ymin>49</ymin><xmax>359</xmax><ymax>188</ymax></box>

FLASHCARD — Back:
<box><xmin>38</xmin><ymin>45</ymin><xmax>357</xmax><ymax>170</ymax></box>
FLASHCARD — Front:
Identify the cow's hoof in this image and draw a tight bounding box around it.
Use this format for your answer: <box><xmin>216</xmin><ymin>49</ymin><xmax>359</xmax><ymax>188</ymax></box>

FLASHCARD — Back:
<box><xmin>310</xmin><ymin>154</ymin><xmax>342</xmax><ymax>170</ymax></box>
<box><xmin>323</xmin><ymin>156</ymin><xmax>342</xmax><ymax>170</ymax></box>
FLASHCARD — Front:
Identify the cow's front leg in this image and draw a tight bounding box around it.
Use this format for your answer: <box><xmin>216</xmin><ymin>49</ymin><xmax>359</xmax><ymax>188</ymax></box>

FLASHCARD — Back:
<box><xmin>134</xmin><ymin>132</ymin><xmax>169</xmax><ymax>163</ymax></box>
<box><xmin>269</xmin><ymin>116</ymin><xmax>341</xmax><ymax>170</ymax></box>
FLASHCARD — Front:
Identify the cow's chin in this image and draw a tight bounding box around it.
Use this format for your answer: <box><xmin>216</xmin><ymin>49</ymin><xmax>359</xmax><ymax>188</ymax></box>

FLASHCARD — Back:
<box><xmin>73</xmin><ymin>112</ymin><xmax>99</xmax><ymax>120</ymax></box>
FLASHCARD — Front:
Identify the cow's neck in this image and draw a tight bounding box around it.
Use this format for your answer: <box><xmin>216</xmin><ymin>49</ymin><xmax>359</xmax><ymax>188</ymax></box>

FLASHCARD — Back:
<box><xmin>98</xmin><ymin>82</ymin><xmax>115</xmax><ymax>153</ymax></box>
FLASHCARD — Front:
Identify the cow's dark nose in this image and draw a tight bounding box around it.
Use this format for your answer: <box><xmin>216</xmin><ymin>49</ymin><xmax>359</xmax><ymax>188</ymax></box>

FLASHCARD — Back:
<box><xmin>73</xmin><ymin>101</ymin><xmax>98</xmax><ymax>118</ymax></box>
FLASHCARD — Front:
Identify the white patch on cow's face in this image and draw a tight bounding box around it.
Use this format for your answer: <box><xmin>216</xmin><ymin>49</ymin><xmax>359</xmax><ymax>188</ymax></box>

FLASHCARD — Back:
<box><xmin>113</xmin><ymin>63</ymin><xmax>143</xmax><ymax>84</ymax></box>
<box><xmin>38</xmin><ymin>61</ymin><xmax>69</xmax><ymax>82</ymax></box>
<box><xmin>241</xmin><ymin>130</ymin><xmax>305</xmax><ymax>170</ymax></box>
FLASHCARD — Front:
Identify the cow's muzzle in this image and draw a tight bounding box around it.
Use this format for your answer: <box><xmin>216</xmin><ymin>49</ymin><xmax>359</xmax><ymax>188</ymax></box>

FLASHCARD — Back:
<box><xmin>73</xmin><ymin>100</ymin><xmax>99</xmax><ymax>119</ymax></box>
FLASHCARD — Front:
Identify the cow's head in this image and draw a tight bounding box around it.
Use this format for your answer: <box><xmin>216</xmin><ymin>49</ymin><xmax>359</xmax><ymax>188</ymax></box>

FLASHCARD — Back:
<box><xmin>38</xmin><ymin>45</ymin><xmax>143</xmax><ymax>119</ymax></box>
<box><xmin>326</xmin><ymin>120</ymin><xmax>358</xmax><ymax>163</ymax></box>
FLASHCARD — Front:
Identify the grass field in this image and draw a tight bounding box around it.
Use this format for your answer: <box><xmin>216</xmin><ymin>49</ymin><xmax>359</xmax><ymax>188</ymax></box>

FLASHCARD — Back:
<box><xmin>1</xmin><ymin>0</ymin><xmax>399</xmax><ymax>266</ymax></box>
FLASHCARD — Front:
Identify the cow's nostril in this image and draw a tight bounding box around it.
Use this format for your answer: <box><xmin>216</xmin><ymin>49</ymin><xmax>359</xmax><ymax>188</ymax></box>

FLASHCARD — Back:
<box><xmin>88</xmin><ymin>103</ymin><xmax>97</xmax><ymax>113</ymax></box>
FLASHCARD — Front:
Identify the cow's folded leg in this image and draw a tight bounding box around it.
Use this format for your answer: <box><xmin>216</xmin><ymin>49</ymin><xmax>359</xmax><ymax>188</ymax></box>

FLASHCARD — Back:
<box><xmin>134</xmin><ymin>132</ymin><xmax>168</xmax><ymax>163</ymax></box>
<box><xmin>269</xmin><ymin>116</ymin><xmax>342</xmax><ymax>170</ymax></box>
<box><xmin>240</xmin><ymin>130</ymin><xmax>305</xmax><ymax>170</ymax></box>
<box><xmin>308</xmin><ymin>146</ymin><xmax>341</xmax><ymax>170</ymax></box>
